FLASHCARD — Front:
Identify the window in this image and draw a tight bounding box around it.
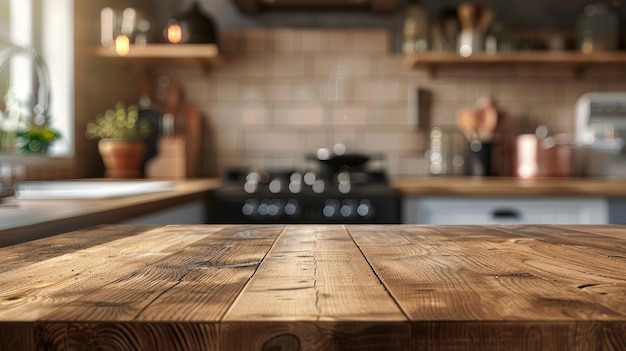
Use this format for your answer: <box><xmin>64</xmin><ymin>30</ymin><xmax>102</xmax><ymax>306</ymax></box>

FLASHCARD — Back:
<box><xmin>0</xmin><ymin>0</ymin><xmax>73</xmax><ymax>157</ymax></box>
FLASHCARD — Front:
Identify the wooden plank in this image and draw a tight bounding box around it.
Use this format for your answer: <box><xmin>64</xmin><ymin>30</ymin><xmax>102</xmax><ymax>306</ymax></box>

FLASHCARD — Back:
<box><xmin>499</xmin><ymin>225</ymin><xmax>626</xmax><ymax>255</ymax></box>
<box><xmin>412</xmin><ymin>321</ymin><xmax>605</xmax><ymax>351</ymax></box>
<box><xmin>94</xmin><ymin>44</ymin><xmax>220</xmax><ymax>59</ymax></box>
<box><xmin>347</xmin><ymin>225</ymin><xmax>626</xmax><ymax>320</ymax></box>
<box><xmin>49</xmin><ymin>225</ymin><xmax>283</xmax><ymax>322</ymax></box>
<box><xmin>0</xmin><ymin>323</ymin><xmax>35</xmax><ymax>351</ymax></box>
<box><xmin>487</xmin><ymin>225</ymin><xmax>626</xmax><ymax>314</ymax></box>
<box><xmin>222</xmin><ymin>225</ymin><xmax>408</xmax><ymax>350</ymax></box>
<box><xmin>349</xmin><ymin>225</ymin><xmax>626</xmax><ymax>349</ymax></box>
<box><xmin>603</xmin><ymin>322</ymin><xmax>626</xmax><ymax>351</ymax></box>
<box><xmin>224</xmin><ymin>225</ymin><xmax>405</xmax><ymax>321</ymax></box>
<box><xmin>404</xmin><ymin>51</ymin><xmax>626</xmax><ymax>67</ymax></box>
<box><xmin>36</xmin><ymin>322</ymin><xmax>219</xmax><ymax>351</ymax></box>
<box><xmin>0</xmin><ymin>225</ymin><xmax>221</xmax><ymax>321</ymax></box>
<box><xmin>136</xmin><ymin>225</ymin><xmax>284</xmax><ymax>322</ymax></box>
<box><xmin>220</xmin><ymin>321</ymin><xmax>410</xmax><ymax>351</ymax></box>
<box><xmin>0</xmin><ymin>225</ymin><xmax>155</xmax><ymax>273</ymax></box>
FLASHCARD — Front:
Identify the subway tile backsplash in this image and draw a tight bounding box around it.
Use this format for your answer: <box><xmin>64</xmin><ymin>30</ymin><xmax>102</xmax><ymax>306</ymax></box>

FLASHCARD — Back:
<box><xmin>156</xmin><ymin>28</ymin><xmax>626</xmax><ymax>177</ymax></box>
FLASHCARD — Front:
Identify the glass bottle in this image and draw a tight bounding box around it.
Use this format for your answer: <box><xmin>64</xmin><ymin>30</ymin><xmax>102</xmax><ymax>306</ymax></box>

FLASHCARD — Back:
<box><xmin>402</xmin><ymin>0</ymin><xmax>429</xmax><ymax>55</ymax></box>
<box><xmin>577</xmin><ymin>2</ymin><xmax>619</xmax><ymax>53</ymax></box>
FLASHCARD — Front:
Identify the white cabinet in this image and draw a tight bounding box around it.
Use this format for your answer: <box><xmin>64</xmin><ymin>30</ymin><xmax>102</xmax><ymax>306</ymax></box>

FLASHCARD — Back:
<box><xmin>121</xmin><ymin>200</ymin><xmax>207</xmax><ymax>225</ymax></box>
<box><xmin>403</xmin><ymin>197</ymin><xmax>609</xmax><ymax>225</ymax></box>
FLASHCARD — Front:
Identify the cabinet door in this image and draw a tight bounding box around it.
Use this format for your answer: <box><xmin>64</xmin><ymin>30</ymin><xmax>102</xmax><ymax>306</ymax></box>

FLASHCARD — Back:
<box><xmin>403</xmin><ymin>197</ymin><xmax>608</xmax><ymax>225</ymax></box>
<box><xmin>121</xmin><ymin>200</ymin><xmax>207</xmax><ymax>224</ymax></box>
<box><xmin>609</xmin><ymin>199</ymin><xmax>626</xmax><ymax>224</ymax></box>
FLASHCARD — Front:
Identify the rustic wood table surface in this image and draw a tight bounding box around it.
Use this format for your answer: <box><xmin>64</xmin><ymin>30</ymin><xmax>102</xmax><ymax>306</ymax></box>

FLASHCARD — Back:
<box><xmin>0</xmin><ymin>225</ymin><xmax>624</xmax><ymax>350</ymax></box>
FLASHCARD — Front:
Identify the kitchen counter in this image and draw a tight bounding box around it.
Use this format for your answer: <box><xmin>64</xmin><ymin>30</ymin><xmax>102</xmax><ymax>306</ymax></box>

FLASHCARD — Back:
<box><xmin>392</xmin><ymin>176</ymin><xmax>626</xmax><ymax>197</ymax></box>
<box><xmin>0</xmin><ymin>224</ymin><xmax>624</xmax><ymax>350</ymax></box>
<box><xmin>0</xmin><ymin>179</ymin><xmax>221</xmax><ymax>247</ymax></box>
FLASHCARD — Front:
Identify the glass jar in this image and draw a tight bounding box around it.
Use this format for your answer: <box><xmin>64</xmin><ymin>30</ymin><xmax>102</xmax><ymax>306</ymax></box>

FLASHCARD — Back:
<box><xmin>427</xmin><ymin>126</ymin><xmax>467</xmax><ymax>176</ymax></box>
<box><xmin>576</xmin><ymin>3</ymin><xmax>619</xmax><ymax>53</ymax></box>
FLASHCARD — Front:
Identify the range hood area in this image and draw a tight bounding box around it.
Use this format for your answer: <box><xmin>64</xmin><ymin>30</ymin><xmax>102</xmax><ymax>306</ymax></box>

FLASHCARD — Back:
<box><xmin>231</xmin><ymin>0</ymin><xmax>401</xmax><ymax>12</ymax></box>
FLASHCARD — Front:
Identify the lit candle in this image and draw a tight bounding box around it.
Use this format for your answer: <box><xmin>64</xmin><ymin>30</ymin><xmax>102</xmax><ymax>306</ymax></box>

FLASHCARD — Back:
<box><xmin>166</xmin><ymin>23</ymin><xmax>183</xmax><ymax>44</ymax></box>
<box><xmin>115</xmin><ymin>34</ymin><xmax>130</xmax><ymax>56</ymax></box>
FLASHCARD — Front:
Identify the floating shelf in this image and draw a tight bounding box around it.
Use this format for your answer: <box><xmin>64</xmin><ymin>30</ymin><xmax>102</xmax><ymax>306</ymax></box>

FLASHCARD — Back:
<box><xmin>404</xmin><ymin>51</ymin><xmax>626</xmax><ymax>78</ymax></box>
<box><xmin>405</xmin><ymin>51</ymin><xmax>626</xmax><ymax>66</ymax></box>
<box><xmin>93</xmin><ymin>44</ymin><xmax>224</xmax><ymax>66</ymax></box>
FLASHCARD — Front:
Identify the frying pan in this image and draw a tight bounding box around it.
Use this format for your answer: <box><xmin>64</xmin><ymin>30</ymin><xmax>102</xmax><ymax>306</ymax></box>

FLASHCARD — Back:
<box><xmin>309</xmin><ymin>153</ymin><xmax>370</xmax><ymax>169</ymax></box>
<box><xmin>306</xmin><ymin>147</ymin><xmax>371</xmax><ymax>173</ymax></box>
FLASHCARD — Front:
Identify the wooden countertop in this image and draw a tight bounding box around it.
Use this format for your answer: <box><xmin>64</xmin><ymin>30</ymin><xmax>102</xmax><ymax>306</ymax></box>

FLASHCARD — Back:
<box><xmin>392</xmin><ymin>176</ymin><xmax>626</xmax><ymax>197</ymax></box>
<box><xmin>0</xmin><ymin>179</ymin><xmax>221</xmax><ymax>247</ymax></box>
<box><xmin>0</xmin><ymin>224</ymin><xmax>624</xmax><ymax>350</ymax></box>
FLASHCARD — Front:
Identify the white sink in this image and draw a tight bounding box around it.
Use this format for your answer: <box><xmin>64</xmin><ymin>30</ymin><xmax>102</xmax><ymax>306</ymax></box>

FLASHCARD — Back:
<box><xmin>13</xmin><ymin>180</ymin><xmax>175</xmax><ymax>199</ymax></box>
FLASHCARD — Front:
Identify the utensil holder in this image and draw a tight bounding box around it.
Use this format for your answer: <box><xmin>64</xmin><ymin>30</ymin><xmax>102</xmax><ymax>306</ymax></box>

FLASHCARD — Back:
<box><xmin>469</xmin><ymin>140</ymin><xmax>492</xmax><ymax>176</ymax></box>
<box><xmin>457</xmin><ymin>29</ymin><xmax>484</xmax><ymax>57</ymax></box>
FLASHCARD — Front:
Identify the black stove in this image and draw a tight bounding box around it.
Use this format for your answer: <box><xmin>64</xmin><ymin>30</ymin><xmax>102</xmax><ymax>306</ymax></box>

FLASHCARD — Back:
<box><xmin>210</xmin><ymin>168</ymin><xmax>399</xmax><ymax>224</ymax></box>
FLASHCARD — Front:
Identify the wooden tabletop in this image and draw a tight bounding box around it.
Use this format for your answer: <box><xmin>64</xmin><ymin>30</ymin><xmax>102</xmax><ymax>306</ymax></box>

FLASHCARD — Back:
<box><xmin>392</xmin><ymin>176</ymin><xmax>626</xmax><ymax>197</ymax></box>
<box><xmin>0</xmin><ymin>225</ymin><xmax>624</xmax><ymax>350</ymax></box>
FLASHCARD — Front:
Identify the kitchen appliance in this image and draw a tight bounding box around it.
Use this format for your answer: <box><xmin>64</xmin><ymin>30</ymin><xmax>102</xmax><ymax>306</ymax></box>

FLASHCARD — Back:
<box><xmin>514</xmin><ymin>129</ymin><xmax>573</xmax><ymax>178</ymax></box>
<box><xmin>210</xmin><ymin>166</ymin><xmax>399</xmax><ymax>224</ymax></box>
<box><xmin>575</xmin><ymin>92</ymin><xmax>626</xmax><ymax>176</ymax></box>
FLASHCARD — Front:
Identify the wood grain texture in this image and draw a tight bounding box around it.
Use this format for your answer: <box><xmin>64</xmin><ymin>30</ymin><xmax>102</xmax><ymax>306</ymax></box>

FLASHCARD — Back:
<box><xmin>220</xmin><ymin>321</ymin><xmax>410</xmax><ymax>351</ymax></box>
<box><xmin>0</xmin><ymin>225</ymin><xmax>155</xmax><ymax>273</ymax></box>
<box><xmin>347</xmin><ymin>225</ymin><xmax>626</xmax><ymax>350</ymax></box>
<box><xmin>0</xmin><ymin>224</ymin><xmax>625</xmax><ymax>350</ymax></box>
<box><xmin>489</xmin><ymin>225</ymin><xmax>626</xmax><ymax>315</ymax></box>
<box><xmin>223</xmin><ymin>225</ymin><xmax>405</xmax><ymax>322</ymax></box>
<box><xmin>412</xmin><ymin>322</ymin><xmax>605</xmax><ymax>351</ymax></box>
<box><xmin>32</xmin><ymin>322</ymin><xmax>220</xmax><ymax>351</ymax></box>
<box><xmin>0</xmin><ymin>226</ymin><xmax>222</xmax><ymax>321</ymax></box>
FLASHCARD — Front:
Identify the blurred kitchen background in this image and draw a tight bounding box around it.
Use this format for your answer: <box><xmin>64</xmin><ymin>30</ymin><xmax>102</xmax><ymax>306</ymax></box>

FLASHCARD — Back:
<box><xmin>1</xmin><ymin>0</ymin><xmax>626</xmax><ymax>180</ymax></box>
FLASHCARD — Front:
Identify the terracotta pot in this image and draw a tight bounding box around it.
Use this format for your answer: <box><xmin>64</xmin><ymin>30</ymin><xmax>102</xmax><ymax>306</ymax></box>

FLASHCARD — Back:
<box><xmin>98</xmin><ymin>139</ymin><xmax>146</xmax><ymax>178</ymax></box>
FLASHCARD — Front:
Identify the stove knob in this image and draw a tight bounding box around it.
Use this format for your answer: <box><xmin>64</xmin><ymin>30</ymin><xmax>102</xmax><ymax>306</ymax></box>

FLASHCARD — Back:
<box><xmin>242</xmin><ymin>199</ymin><xmax>258</xmax><ymax>217</ymax></box>
<box><xmin>303</xmin><ymin>171</ymin><xmax>316</xmax><ymax>186</ymax></box>
<box><xmin>340</xmin><ymin>200</ymin><xmax>357</xmax><ymax>218</ymax></box>
<box><xmin>267</xmin><ymin>203</ymin><xmax>280</xmax><ymax>217</ymax></box>
<box><xmin>257</xmin><ymin>200</ymin><xmax>271</xmax><ymax>217</ymax></box>
<box><xmin>323</xmin><ymin>199</ymin><xmax>340</xmax><ymax>218</ymax></box>
<box><xmin>338</xmin><ymin>182</ymin><xmax>351</xmax><ymax>194</ymax></box>
<box><xmin>289</xmin><ymin>173</ymin><xmax>303</xmax><ymax>193</ymax></box>
<box><xmin>244</xmin><ymin>181</ymin><xmax>258</xmax><ymax>194</ymax></box>
<box><xmin>312</xmin><ymin>179</ymin><xmax>325</xmax><ymax>194</ymax></box>
<box><xmin>269</xmin><ymin>179</ymin><xmax>283</xmax><ymax>194</ymax></box>
<box><xmin>357</xmin><ymin>200</ymin><xmax>373</xmax><ymax>218</ymax></box>
<box><xmin>337</xmin><ymin>171</ymin><xmax>351</xmax><ymax>194</ymax></box>
<box><xmin>289</xmin><ymin>181</ymin><xmax>302</xmax><ymax>194</ymax></box>
<box><xmin>284</xmin><ymin>199</ymin><xmax>300</xmax><ymax>216</ymax></box>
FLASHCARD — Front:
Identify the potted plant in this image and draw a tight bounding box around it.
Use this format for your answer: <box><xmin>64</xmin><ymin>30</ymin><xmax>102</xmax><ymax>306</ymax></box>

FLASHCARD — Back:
<box><xmin>0</xmin><ymin>88</ymin><xmax>61</xmax><ymax>155</ymax></box>
<box><xmin>86</xmin><ymin>102</ymin><xmax>150</xmax><ymax>178</ymax></box>
<box><xmin>16</xmin><ymin>121</ymin><xmax>61</xmax><ymax>154</ymax></box>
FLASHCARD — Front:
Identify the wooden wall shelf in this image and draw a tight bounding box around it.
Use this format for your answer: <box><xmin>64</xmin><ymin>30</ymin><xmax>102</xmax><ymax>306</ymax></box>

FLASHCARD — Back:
<box><xmin>93</xmin><ymin>44</ymin><xmax>224</xmax><ymax>66</ymax></box>
<box><xmin>404</xmin><ymin>51</ymin><xmax>626</xmax><ymax>77</ymax></box>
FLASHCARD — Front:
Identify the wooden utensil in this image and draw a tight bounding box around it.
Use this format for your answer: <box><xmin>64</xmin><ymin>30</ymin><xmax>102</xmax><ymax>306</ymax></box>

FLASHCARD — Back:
<box><xmin>475</xmin><ymin>97</ymin><xmax>498</xmax><ymax>142</ymax></box>
<box><xmin>457</xmin><ymin>2</ymin><xmax>475</xmax><ymax>30</ymax></box>
<box><xmin>456</xmin><ymin>108</ymin><xmax>477</xmax><ymax>141</ymax></box>
<box><xmin>477</xmin><ymin>8</ymin><xmax>495</xmax><ymax>33</ymax></box>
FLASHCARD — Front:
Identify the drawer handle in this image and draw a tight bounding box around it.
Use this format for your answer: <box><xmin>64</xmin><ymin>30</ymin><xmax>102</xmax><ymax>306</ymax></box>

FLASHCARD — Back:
<box><xmin>491</xmin><ymin>208</ymin><xmax>521</xmax><ymax>219</ymax></box>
